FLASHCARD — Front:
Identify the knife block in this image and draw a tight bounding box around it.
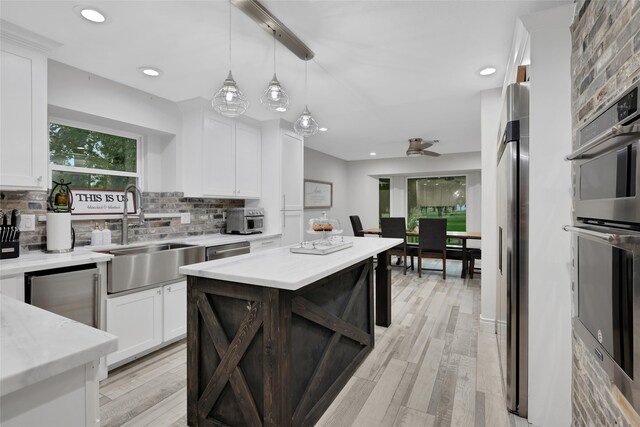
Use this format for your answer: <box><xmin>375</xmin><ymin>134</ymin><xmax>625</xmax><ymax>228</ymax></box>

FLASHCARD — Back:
<box><xmin>0</xmin><ymin>225</ymin><xmax>20</xmax><ymax>259</ymax></box>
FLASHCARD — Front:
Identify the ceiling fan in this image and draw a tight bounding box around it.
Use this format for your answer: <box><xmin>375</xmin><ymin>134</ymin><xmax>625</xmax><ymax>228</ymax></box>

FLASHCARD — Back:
<box><xmin>406</xmin><ymin>138</ymin><xmax>441</xmax><ymax>157</ymax></box>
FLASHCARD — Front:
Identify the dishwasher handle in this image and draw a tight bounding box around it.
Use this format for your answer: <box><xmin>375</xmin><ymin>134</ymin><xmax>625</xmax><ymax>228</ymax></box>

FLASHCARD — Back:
<box><xmin>206</xmin><ymin>242</ymin><xmax>250</xmax><ymax>260</ymax></box>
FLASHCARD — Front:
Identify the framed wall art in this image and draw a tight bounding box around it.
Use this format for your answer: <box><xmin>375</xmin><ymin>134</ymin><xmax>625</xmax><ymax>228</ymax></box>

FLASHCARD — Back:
<box><xmin>304</xmin><ymin>179</ymin><xmax>333</xmax><ymax>209</ymax></box>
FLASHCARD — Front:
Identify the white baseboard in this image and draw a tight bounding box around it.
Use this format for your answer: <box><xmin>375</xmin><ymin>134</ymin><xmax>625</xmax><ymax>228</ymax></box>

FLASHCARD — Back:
<box><xmin>479</xmin><ymin>315</ymin><xmax>496</xmax><ymax>333</ymax></box>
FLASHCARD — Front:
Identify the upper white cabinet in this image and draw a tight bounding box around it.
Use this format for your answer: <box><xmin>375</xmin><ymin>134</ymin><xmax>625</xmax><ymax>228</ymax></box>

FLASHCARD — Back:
<box><xmin>0</xmin><ymin>23</ymin><xmax>58</xmax><ymax>191</ymax></box>
<box><xmin>180</xmin><ymin>99</ymin><xmax>261</xmax><ymax>199</ymax></box>
<box><xmin>281</xmin><ymin>131</ymin><xmax>304</xmax><ymax>211</ymax></box>
<box><xmin>247</xmin><ymin>120</ymin><xmax>304</xmax><ymax>239</ymax></box>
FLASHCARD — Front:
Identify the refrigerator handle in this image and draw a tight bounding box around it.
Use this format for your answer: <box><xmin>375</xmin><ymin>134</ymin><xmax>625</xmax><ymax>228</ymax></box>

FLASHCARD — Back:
<box><xmin>498</xmin><ymin>226</ymin><xmax>503</xmax><ymax>274</ymax></box>
<box><xmin>94</xmin><ymin>272</ymin><xmax>101</xmax><ymax>329</ymax></box>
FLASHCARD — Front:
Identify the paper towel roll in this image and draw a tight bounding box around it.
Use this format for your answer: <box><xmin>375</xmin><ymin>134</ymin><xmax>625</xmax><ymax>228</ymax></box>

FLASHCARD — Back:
<box><xmin>46</xmin><ymin>212</ymin><xmax>73</xmax><ymax>252</ymax></box>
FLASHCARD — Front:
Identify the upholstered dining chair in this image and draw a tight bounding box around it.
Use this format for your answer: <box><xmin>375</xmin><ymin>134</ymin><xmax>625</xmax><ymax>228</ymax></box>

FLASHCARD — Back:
<box><xmin>467</xmin><ymin>248</ymin><xmax>482</xmax><ymax>278</ymax></box>
<box><xmin>417</xmin><ymin>218</ymin><xmax>447</xmax><ymax>279</ymax></box>
<box><xmin>350</xmin><ymin>215</ymin><xmax>364</xmax><ymax>237</ymax></box>
<box><xmin>381</xmin><ymin>217</ymin><xmax>410</xmax><ymax>275</ymax></box>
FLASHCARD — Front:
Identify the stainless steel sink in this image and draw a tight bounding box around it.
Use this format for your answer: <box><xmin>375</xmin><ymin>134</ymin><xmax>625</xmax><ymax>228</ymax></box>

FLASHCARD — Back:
<box><xmin>99</xmin><ymin>243</ymin><xmax>205</xmax><ymax>294</ymax></box>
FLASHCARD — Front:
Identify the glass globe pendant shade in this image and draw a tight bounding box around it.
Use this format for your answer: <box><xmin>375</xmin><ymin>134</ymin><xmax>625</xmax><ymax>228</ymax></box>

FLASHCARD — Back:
<box><xmin>294</xmin><ymin>105</ymin><xmax>319</xmax><ymax>137</ymax></box>
<box><xmin>260</xmin><ymin>74</ymin><xmax>289</xmax><ymax>112</ymax></box>
<box><xmin>212</xmin><ymin>70</ymin><xmax>249</xmax><ymax>117</ymax></box>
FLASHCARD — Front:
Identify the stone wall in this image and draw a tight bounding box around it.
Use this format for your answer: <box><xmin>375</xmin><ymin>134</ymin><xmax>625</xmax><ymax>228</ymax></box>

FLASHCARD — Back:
<box><xmin>570</xmin><ymin>0</ymin><xmax>640</xmax><ymax>425</ymax></box>
<box><xmin>0</xmin><ymin>191</ymin><xmax>243</xmax><ymax>252</ymax></box>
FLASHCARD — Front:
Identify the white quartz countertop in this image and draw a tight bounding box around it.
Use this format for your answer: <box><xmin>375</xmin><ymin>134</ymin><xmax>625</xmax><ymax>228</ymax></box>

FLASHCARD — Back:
<box><xmin>0</xmin><ymin>232</ymin><xmax>281</xmax><ymax>278</ymax></box>
<box><xmin>0</xmin><ymin>295</ymin><xmax>117</xmax><ymax>396</ymax></box>
<box><xmin>179</xmin><ymin>237</ymin><xmax>402</xmax><ymax>291</ymax></box>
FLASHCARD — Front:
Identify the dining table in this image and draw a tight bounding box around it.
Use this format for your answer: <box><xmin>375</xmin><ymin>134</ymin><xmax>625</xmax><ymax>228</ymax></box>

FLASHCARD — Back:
<box><xmin>359</xmin><ymin>228</ymin><xmax>481</xmax><ymax>278</ymax></box>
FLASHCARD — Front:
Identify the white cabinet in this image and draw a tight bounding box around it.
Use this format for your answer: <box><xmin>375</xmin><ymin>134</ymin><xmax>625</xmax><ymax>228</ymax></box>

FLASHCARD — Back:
<box><xmin>247</xmin><ymin>120</ymin><xmax>304</xmax><ymax>242</ymax></box>
<box><xmin>180</xmin><ymin>99</ymin><xmax>261</xmax><ymax>199</ymax></box>
<box><xmin>163</xmin><ymin>281</ymin><xmax>186</xmax><ymax>341</ymax></box>
<box><xmin>0</xmin><ymin>275</ymin><xmax>25</xmax><ymax>301</ymax></box>
<box><xmin>281</xmin><ymin>211</ymin><xmax>304</xmax><ymax>247</ymax></box>
<box><xmin>106</xmin><ymin>287</ymin><xmax>163</xmax><ymax>367</ymax></box>
<box><xmin>250</xmin><ymin>236</ymin><xmax>281</xmax><ymax>253</ymax></box>
<box><xmin>0</xmin><ymin>35</ymin><xmax>50</xmax><ymax>191</ymax></box>
<box><xmin>281</xmin><ymin>131</ymin><xmax>304</xmax><ymax>211</ymax></box>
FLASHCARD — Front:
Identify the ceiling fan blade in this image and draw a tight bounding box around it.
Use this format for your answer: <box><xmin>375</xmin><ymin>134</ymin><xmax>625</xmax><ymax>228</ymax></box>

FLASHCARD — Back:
<box><xmin>418</xmin><ymin>141</ymin><xmax>434</xmax><ymax>150</ymax></box>
<box><xmin>421</xmin><ymin>150</ymin><xmax>441</xmax><ymax>157</ymax></box>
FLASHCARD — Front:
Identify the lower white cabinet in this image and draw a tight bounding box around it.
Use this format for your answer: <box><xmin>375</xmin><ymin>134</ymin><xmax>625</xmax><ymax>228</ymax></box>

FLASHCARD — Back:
<box><xmin>250</xmin><ymin>236</ymin><xmax>281</xmax><ymax>253</ymax></box>
<box><xmin>106</xmin><ymin>287</ymin><xmax>163</xmax><ymax>367</ymax></box>
<box><xmin>163</xmin><ymin>281</ymin><xmax>187</xmax><ymax>342</ymax></box>
<box><xmin>106</xmin><ymin>281</ymin><xmax>188</xmax><ymax>367</ymax></box>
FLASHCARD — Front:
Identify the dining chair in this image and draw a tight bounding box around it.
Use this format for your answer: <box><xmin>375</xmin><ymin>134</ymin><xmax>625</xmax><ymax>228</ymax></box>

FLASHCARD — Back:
<box><xmin>381</xmin><ymin>217</ymin><xmax>410</xmax><ymax>275</ymax></box>
<box><xmin>350</xmin><ymin>215</ymin><xmax>364</xmax><ymax>237</ymax></box>
<box><xmin>417</xmin><ymin>218</ymin><xmax>447</xmax><ymax>279</ymax></box>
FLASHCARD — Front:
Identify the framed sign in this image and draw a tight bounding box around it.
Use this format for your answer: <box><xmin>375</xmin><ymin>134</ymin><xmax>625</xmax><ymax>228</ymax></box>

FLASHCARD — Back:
<box><xmin>304</xmin><ymin>179</ymin><xmax>333</xmax><ymax>209</ymax></box>
<box><xmin>70</xmin><ymin>189</ymin><xmax>137</xmax><ymax>215</ymax></box>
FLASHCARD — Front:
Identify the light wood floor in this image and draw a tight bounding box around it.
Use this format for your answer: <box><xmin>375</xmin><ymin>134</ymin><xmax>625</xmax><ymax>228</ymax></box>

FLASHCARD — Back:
<box><xmin>100</xmin><ymin>259</ymin><xmax>527</xmax><ymax>427</ymax></box>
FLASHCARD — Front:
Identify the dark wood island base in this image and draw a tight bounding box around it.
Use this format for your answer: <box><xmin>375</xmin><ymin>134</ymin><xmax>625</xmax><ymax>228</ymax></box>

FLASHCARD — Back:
<box><xmin>187</xmin><ymin>258</ymin><xmax>376</xmax><ymax>427</ymax></box>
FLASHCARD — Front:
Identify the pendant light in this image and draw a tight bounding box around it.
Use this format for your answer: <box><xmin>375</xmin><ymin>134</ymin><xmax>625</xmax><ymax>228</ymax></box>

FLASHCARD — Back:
<box><xmin>294</xmin><ymin>57</ymin><xmax>319</xmax><ymax>137</ymax></box>
<box><xmin>212</xmin><ymin>1</ymin><xmax>248</xmax><ymax>117</ymax></box>
<box><xmin>260</xmin><ymin>30</ymin><xmax>289</xmax><ymax>112</ymax></box>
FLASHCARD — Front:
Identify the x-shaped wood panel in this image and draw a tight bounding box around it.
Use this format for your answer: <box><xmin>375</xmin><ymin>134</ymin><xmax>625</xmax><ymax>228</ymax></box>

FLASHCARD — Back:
<box><xmin>291</xmin><ymin>262</ymin><xmax>371</xmax><ymax>425</ymax></box>
<box><xmin>196</xmin><ymin>293</ymin><xmax>263</xmax><ymax>426</ymax></box>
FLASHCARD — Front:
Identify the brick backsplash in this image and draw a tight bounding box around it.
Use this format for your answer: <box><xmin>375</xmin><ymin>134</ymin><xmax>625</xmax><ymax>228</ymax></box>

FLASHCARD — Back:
<box><xmin>0</xmin><ymin>191</ymin><xmax>243</xmax><ymax>252</ymax></box>
<box><xmin>570</xmin><ymin>0</ymin><xmax>640</xmax><ymax>425</ymax></box>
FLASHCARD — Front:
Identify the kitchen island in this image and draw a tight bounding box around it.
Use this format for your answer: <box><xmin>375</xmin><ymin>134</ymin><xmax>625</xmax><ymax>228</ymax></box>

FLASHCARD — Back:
<box><xmin>179</xmin><ymin>236</ymin><xmax>401</xmax><ymax>427</ymax></box>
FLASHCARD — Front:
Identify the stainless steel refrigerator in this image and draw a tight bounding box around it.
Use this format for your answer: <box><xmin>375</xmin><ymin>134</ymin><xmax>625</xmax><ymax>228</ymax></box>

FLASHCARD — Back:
<box><xmin>496</xmin><ymin>82</ymin><xmax>529</xmax><ymax>417</ymax></box>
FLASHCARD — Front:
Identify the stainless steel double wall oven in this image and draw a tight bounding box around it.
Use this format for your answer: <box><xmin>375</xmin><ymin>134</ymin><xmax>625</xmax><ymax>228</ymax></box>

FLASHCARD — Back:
<box><xmin>566</xmin><ymin>83</ymin><xmax>640</xmax><ymax>411</ymax></box>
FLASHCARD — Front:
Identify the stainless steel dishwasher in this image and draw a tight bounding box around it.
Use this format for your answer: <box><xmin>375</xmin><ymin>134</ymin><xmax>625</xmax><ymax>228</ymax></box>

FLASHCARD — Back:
<box><xmin>25</xmin><ymin>263</ymin><xmax>100</xmax><ymax>328</ymax></box>
<box><xmin>205</xmin><ymin>241</ymin><xmax>250</xmax><ymax>261</ymax></box>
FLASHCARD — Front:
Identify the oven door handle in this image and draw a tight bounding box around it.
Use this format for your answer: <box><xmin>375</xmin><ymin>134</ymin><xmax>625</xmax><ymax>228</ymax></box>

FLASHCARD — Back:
<box><xmin>562</xmin><ymin>225</ymin><xmax>640</xmax><ymax>244</ymax></box>
<box><xmin>565</xmin><ymin>124</ymin><xmax>640</xmax><ymax>161</ymax></box>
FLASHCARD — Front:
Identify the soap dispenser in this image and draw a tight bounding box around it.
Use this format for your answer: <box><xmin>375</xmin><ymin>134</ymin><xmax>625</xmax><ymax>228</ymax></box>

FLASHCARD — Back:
<box><xmin>91</xmin><ymin>223</ymin><xmax>103</xmax><ymax>246</ymax></box>
<box><xmin>102</xmin><ymin>222</ymin><xmax>111</xmax><ymax>245</ymax></box>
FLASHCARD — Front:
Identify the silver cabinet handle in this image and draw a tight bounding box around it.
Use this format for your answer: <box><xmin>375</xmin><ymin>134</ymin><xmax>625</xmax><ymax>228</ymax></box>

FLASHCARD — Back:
<box><xmin>94</xmin><ymin>273</ymin><xmax>101</xmax><ymax>329</ymax></box>
<box><xmin>566</xmin><ymin>124</ymin><xmax>640</xmax><ymax>161</ymax></box>
<box><xmin>562</xmin><ymin>225</ymin><xmax>640</xmax><ymax>244</ymax></box>
<box><xmin>167</xmin><ymin>286</ymin><xmax>172</xmax><ymax>292</ymax></box>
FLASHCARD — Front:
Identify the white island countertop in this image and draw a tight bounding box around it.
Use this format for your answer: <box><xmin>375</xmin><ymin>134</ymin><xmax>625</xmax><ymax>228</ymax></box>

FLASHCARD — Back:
<box><xmin>179</xmin><ymin>236</ymin><xmax>402</xmax><ymax>291</ymax></box>
<box><xmin>0</xmin><ymin>295</ymin><xmax>117</xmax><ymax>397</ymax></box>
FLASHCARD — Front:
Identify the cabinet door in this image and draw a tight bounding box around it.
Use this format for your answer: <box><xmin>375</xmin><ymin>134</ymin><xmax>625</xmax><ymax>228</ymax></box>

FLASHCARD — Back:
<box><xmin>202</xmin><ymin>115</ymin><xmax>235</xmax><ymax>197</ymax></box>
<box><xmin>163</xmin><ymin>281</ymin><xmax>187</xmax><ymax>341</ymax></box>
<box><xmin>106</xmin><ymin>287</ymin><xmax>162</xmax><ymax>366</ymax></box>
<box><xmin>235</xmin><ymin>122</ymin><xmax>261</xmax><ymax>198</ymax></box>
<box><xmin>281</xmin><ymin>211</ymin><xmax>304</xmax><ymax>246</ymax></box>
<box><xmin>281</xmin><ymin>131</ymin><xmax>304</xmax><ymax>210</ymax></box>
<box><xmin>0</xmin><ymin>43</ymin><xmax>47</xmax><ymax>190</ymax></box>
<box><xmin>0</xmin><ymin>275</ymin><xmax>25</xmax><ymax>301</ymax></box>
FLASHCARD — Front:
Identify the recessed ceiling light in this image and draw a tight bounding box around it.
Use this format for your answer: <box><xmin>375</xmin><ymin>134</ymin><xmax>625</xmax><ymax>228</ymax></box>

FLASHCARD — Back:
<box><xmin>370</xmin><ymin>152</ymin><xmax>377</xmax><ymax>156</ymax></box>
<box><xmin>138</xmin><ymin>67</ymin><xmax>162</xmax><ymax>77</ymax></box>
<box><xmin>479</xmin><ymin>67</ymin><xmax>497</xmax><ymax>76</ymax></box>
<box><xmin>318</xmin><ymin>127</ymin><xmax>328</xmax><ymax>132</ymax></box>
<box><xmin>80</xmin><ymin>8</ymin><xmax>105</xmax><ymax>23</ymax></box>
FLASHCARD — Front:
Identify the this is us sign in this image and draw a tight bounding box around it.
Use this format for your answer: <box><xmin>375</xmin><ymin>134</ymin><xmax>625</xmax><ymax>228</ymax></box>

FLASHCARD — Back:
<box><xmin>71</xmin><ymin>189</ymin><xmax>137</xmax><ymax>215</ymax></box>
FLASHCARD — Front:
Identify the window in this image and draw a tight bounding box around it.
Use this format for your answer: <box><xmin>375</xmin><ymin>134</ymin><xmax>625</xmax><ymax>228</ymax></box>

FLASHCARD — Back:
<box><xmin>407</xmin><ymin>176</ymin><xmax>466</xmax><ymax>232</ymax></box>
<box><xmin>49</xmin><ymin>121</ymin><xmax>140</xmax><ymax>191</ymax></box>
<box><xmin>379</xmin><ymin>178</ymin><xmax>390</xmax><ymax>225</ymax></box>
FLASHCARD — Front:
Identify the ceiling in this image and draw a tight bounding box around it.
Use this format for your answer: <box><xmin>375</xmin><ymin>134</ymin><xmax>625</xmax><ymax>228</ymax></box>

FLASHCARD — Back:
<box><xmin>1</xmin><ymin>0</ymin><xmax>569</xmax><ymax>161</ymax></box>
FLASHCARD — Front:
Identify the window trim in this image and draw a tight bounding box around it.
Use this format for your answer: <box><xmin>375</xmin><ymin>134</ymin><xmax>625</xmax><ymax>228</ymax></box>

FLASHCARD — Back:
<box><xmin>404</xmin><ymin>174</ymin><xmax>468</xmax><ymax>231</ymax></box>
<box><xmin>48</xmin><ymin>116</ymin><xmax>144</xmax><ymax>190</ymax></box>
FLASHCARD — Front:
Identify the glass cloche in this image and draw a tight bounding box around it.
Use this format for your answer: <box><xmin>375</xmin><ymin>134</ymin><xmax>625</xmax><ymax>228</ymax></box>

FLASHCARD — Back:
<box><xmin>306</xmin><ymin>212</ymin><xmax>343</xmax><ymax>242</ymax></box>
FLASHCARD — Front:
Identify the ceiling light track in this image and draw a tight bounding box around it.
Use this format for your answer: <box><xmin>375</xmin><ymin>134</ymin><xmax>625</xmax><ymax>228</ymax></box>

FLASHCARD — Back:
<box><xmin>231</xmin><ymin>0</ymin><xmax>314</xmax><ymax>61</ymax></box>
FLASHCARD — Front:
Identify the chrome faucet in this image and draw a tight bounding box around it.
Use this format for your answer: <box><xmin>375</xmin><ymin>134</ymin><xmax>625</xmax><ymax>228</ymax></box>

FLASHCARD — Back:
<box><xmin>122</xmin><ymin>184</ymin><xmax>145</xmax><ymax>245</ymax></box>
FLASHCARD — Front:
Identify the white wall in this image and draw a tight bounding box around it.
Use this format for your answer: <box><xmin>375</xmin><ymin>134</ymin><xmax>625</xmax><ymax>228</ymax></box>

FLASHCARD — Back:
<box><xmin>304</xmin><ymin>148</ymin><xmax>350</xmax><ymax>235</ymax></box>
<box><xmin>522</xmin><ymin>5</ymin><xmax>574</xmax><ymax>426</ymax></box>
<box><xmin>346</xmin><ymin>152</ymin><xmax>481</xmax><ymax>230</ymax></box>
<box><xmin>480</xmin><ymin>88</ymin><xmax>501</xmax><ymax>328</ymax></box>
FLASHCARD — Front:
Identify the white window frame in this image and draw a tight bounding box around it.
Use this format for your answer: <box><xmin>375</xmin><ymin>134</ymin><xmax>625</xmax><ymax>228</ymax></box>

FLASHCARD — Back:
<box><xmin>48</xmin><ymin>116</ymin><xmax>144</xmax><ymax>191</ymax></box>
<box><xmin>47</xmin><ymin>117</ymin><xmax>144</xmax><ymax>221</ymax></box>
